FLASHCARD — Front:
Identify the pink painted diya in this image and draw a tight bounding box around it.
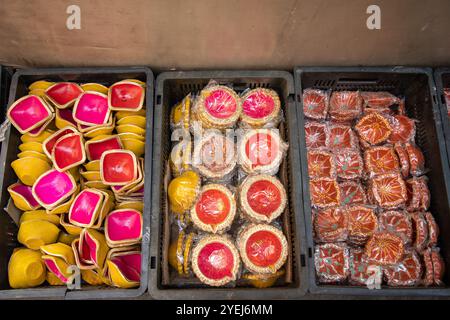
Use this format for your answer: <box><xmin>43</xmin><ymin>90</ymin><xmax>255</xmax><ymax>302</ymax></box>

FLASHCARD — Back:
<box><xmin>85</xmin><ymin>135</ymin><xmax>122</xmax><ymax>161</ymax></box>
<box><xmin>74</xmin><ymin>229</ymin><xmax>109</xmax><ymax>269</ymax></box>
<box><xmin>27</xmin><ymin>113</ymin><xmax>55</xmax><ymax>137</ymax></box>
<box><xmin>100</xmin><ymin>150</ymin><xmax>138</xmax><ymax>186</ymax></box>
<box><xmin>73</xmin><ymin>92</ymin><xmax>110</xmax><ymax>126</ymax></box>
<box><xmin>42</xmin><ymin>126</ymin><xmax>78</xmax><ymax>159</ymax></box>
<box><xmin>7</xmin><ymin>182</ymin><xmax>41</xmax><ymax>211</ymax></box>
<box><xmin>32</xmin><ymin>170</ymin><xmax>77</xmax><ymax>209</ymax></box>
<box><xmin>45</xmin><ymin>82</ymin><xmax>83</xmax><ymax>109</ymax></box>
<box><xmin>240</xmin><ymin>88</ymin><xmax>281</xmax><ymax>128</ymax></box>
<box><xmin>107</xmin><ymin>249</ymin><xmax>141</xmax><ymax>288</ymax></box>
<box><xmin>52</xmin><ymin>132</ymin><xmax>86</xmax><ymax>171</ymax></box>
<box><xmin>7</xmin><ymin>95</ymin><xmax>53</xmax><ymax>134</ymax></box>
<box><xmin>108</xmin><ymin>81</ymin><xmax>145</xmax><ymax>111</ymax></box>
<box><xmin>105</xmin><ymin>209</ymin><xmax>143</xmax><ymax>247</ymax></box>
<box><xmin>68</xmin><ymin>188</ymin><xmax>104</xmax><ymax>228</ymax></box>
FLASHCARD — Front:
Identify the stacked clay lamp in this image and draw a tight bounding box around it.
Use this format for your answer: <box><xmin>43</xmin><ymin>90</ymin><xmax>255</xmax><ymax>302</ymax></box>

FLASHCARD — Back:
<box><xmin>303</xmin><ymin>89</ymin><xmax>445</xmax><ymax>287</ymax></box>
<box><xmin>167</xmin><ymin>81</ymin><xmax>290</xmax><ymax>288</ymax></box>
<box><xmin>6</xmin><ymin>78</ymin><xmax>146</xmax><ymax>289</ymax></box>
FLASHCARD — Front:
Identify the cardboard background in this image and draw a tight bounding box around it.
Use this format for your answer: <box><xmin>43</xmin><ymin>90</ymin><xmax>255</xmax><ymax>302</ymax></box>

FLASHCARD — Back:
<box><xmin>0</xmin><ymin>0</ymin><xmax>449</xmax><ymax>71</ymax></box>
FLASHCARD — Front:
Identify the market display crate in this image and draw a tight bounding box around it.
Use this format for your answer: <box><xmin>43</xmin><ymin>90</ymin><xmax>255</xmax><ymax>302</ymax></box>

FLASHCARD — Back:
<box><xmin>433</xmin><ymin>68</ymin><xmax>450</xmax><ymax>167</ymax></box>
<box><xmin>0</xmin><ymin>67</ymin><xmax>153</xmax><ymax>299</ymax></box>
<box><xmin>0</xmin><ymin>66</ymin><xmax>12</xmax><ymax>125</ymax></box>
<box><xmin>149</xmin><ymin>70</ymin><xmax>308</xmax><ymax>299</ymax></box>
<box><xmin>294</xmin><ymin>66</ymin><xmax>450</xmax><ymax>296</ymax></box>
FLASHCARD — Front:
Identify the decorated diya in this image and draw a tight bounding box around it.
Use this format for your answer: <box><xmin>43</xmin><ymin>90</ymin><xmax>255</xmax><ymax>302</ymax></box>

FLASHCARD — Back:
<box><xmin>100</xmin><ymin>150</ymin><xmax>138</xmax><ymax>186</ymax></box>
<box><xmin>431</xmin><ymin>249</ymin><xmax>445</xmax><ymax>286</ymax></box>
<box><xmin>309</xmin><ymin>178</ymin><xmax>340</xmax><ymax>208</ymax></box>
<box><xmin>379</xmin><ymin>211</ymin><xmax>413</xmax><ymax>245</ymax></box>
<box><xmin>349</xmin><ymin>247</ymin><xmax>379</xmax><ymax>286</ymax></box>
<box><xmin>302</xmin><ymin>89</ymin><xmax>329</xmax><ymax>120</ymax></box>
<box><xmin>406</xmin><ymin>177</ymin><xmax>430</xmax><ymax>212</ymax></box>
<box><xmin>365</xmin><ymin>232</ymin><xmax>404</xmax><ymax>266</ymax></box>
<box><xmin>73</xmin><ymin>91</ymin><xmax>111</xmax><ymax>126</ymax></box>
<box><xmin>361</xmin><ymin>91</ymin><xmax>400</xmax><ymax>109</ymax></box>
<box><xmin>105</xmin><ymin>209</ymin><xmax>143</xmax><ymax>247</ymax></box>
<box><xmin>108</xmin><ymin>80</ymin><xmax>145</xmax><ymax>111</ymax></box>
<box><xmin>370</xmin><ymin>173</ymin><xmax>407</xmax><ymax>209</ymax></box>
<box><xmin>329</xmin><ymin>91</ymin><xmax>363</xmax><ymax>121</ymax></box>
<box><xmin>383</xmin><ymin>250</ymin><xmax>422</xmax><ymax>286</ymax></box>
<box><xmin>304</xmin><ymin>121</ymin><xmax>327</xmax><ymax>149</ymax></box>
<box><xmin>424</xmin><ymin>212</ymin><xmax>439</xmax><ymax>248</ymax></box>
<box><xmin>7</xmin><ymin>95</ymin><xmax>54</xmax><ymax>134</ymax></box>
<box><xmin>405</xmin><ymin>143</ymin><xmax>425</xmax><ymax>176</ymax></box>
<box><xmin>315</xmin><ymin>243</ymin><xmax>349</xmax><ymax>283</ymax></box>
<box><xmin>191</xmin><ymin>235</ymin><xmax>240</xmax><ymax>287</ymax></box>
<box><xmin>334</xmin><ymin>150</ymin><xmax>363</xmax><ymax>180</ymax></box>
<box><xmin>237</xmin><ymin>224</ymin><xmax>288</xmax><ymax>275</ymax></box>
<box><xmin>307</xmin><ymin>150</ymin><xmax>336</xmax><ymax>179</ymax></box>
<box><xmin>355</xmin><ymin>112</ymin><xmax>392</xmax><ymax>145</ymax></box>
<box><xmin>313</xmin><ymin>207</ymin><xmax>348</xmax><ymax>243</ymax></box>
<box><xmin>238</xmin><ymin>129</ymin><xmax>286</xmax><ymax>176</ymax></box>
<box><xmin>192</xmin><ymin>84</ymin><xmax>241</xmax><ymax>129</ymax></box>
<box><xmin>193</xmin><ymin>131</ymin><xmax>236</xmax><ymax>180</ymax></box>
<box><xmin>326</xmin><ymin>124</ymin><xmax>357</xmax><ymax>150</ymax></box>
<box><xmin>346</xmin><ymin>205</ymin><xmax>378</xmax><ymax>245</ymax></box>
<box><xmin>339</xmin><ymin>181</ymin><xmax>367</xmax><ymax>206</ymax></box>
<box><xmin>32</xmin><ymin>170</ymin><xmax>77</xmax><ymax>209</ymax></box>
<box><xmin>364</xmin><ymin>146</ymin><xmax>400</xmax><ymax>177</ymax></box>
<box><xmin>394</xmin><ymin>143</ymin><xmax>410</xmax><ymax>178</ymax></box>
<box><xmin>240</xmin><ymin>88</ymin><xmax>281</xmax><ymax>128</ymax></box>
<box><xmin>45</xmin><ymin>82</ymin><xmax>83</xmax><ymax>109</ymax></box>
<box><xmin>239</xmin><ymin>174</ymin><xmax>287</xmax><ymax>223</ymax></box>
<box><xmin>388</xmin><ymin>115</ymin><xmax>416</xmax><ymax>143</ymax></box>
<box><xmin>190</xmin><ymin>184</ymin><xmax>236</xmax><ymax>234</ymax></box>
<box><xmin>410</xmin><ymin>212</ymin><xmax>429</xmax><ymax>252</ymax></box>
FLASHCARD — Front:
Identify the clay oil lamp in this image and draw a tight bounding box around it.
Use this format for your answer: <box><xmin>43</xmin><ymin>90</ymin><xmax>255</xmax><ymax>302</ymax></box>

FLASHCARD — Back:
<box><xmin>239</xmin><ymin>174</ymin><xmax>287</xmax><ymax>223</ymax></box>
<box><xmin>313</xmin><ymin>207</ymin><xmax>348</xmax><ymax>243</ymax></box>
<box><xmin>365</xmin><ymin>232</ymin><xmax>404</xmax><ymax>266</ymax></box>
<box><xmin>74</xmin><ymin>228</ymin><xmax>109</xmax><ymax>270</ymax></box>
<box><xmin>307</xmin><ymin>150</ymin><xmax>336</xmax><ymax>179</ymax></box>
<box><xmin>40</xmin><ymin>242</ymin><xmax>76</xmax><ymax>284</ymax></box>
<box><xmin>32</xmin><ymin>169</ymin><xmax>77</xmax><ymax>209</ymax></box>
<box><xmin>309</xmin><ymin>177</ymin><xmax>341</xmax><ymax>209</ymax></box>
<box><xmin>334</xmin><ymin>150</ymin><xmax>363</xmax><ymax>180</ymax></box>
<box><xmin>304</xmin><ymin>121</ymin><xmax>327</xmax><ymax>149</ymax></box>
<box><xmin>8</xmin><ymin>248</ymin><xmax>46</xmax><ymax>289</ymax></box>
<box><xmin>326</xmin><ymin>124</ymin><xmax>357</xmax><ymax>150</ymax></box>
<box><xmin>46</xmin><ymin>185</ymin><xmax>80</xmax><ymax>215</ymax></box>
<box><xmin>52</xmin><ymin>132</ymin><xmax>86</xmax><ymax>172</ymax></box>
<box><xmin>108</xmin><ymin>80</ymin><xmax>145</xmax><ymax>111</ymax></box>
<box><xmin>169</xmin><ymin>140</ymin><xmax>192</xmax><ymax>177</ymax></box>
<box><xmin>55</xmin><ymin>108</ymin><xmax>77</xmax><ymax>129</ymax></box>
<box><xmin>7</xmin><ymin>95</ymin><xmax>54</xmax><ymax>134</ymax></box>
<box><xmin>73</xmin><ymin>92</ymin><xmax>110</xmax><ymax>126</ymax></box>
<box><xmin>19</xmin><ymin>210</ymin><xmax>60</xmax><ymax>226</ymax></box>
<box><xmin>45</xmin><ymin>82</ymin><xmax>83</xmax><ymax>109</ymax></box>
<box><xmin>105</xmin><ymin>247</ymin><xmax>141</xmax><ymax>288</ymax></box>
<box><xmin>379</xmin><ymin>211</ymin><xmax>413</xmax><ymax>245</ymax></box>
<box><xmin>168</xmin><ymin>170</ymin><xmax>201</xmax><ymax>215</ymax></box>
<box><xmin>85</xmin><ymin>135</ymin><xmax>123</xmax><ymax>161</ymax></box>
<box><xmin>315</xmin><ymin>243</ymin><xmax>349</xmax><ymax>283</ymax></box>
<box><xmin>240</xmin><ymin>88</ymin><xmax>281</xmax><ymax>128</ymax></box>
<box><xmin>302</xmin><ymin>89</ymin><xmax>329</xmax><ymax>120</ymax></box>
<box><xmin>80</xmin><ymin>83</ymin><xmax>109</xmax><ymax>94</ymax></box>
<box><xmin>100</xmin><ymin>150</ymin><xmax>138</xmax><ymax>186</ymax></box>
<box><xmin>170</xmin><ymin>94</ymin><xmax>191</xmax><ymax>130</ymax></box>
<box><xmin>105</xmin><ymin>209</ymin><xmax>143</xmax><ymax>247</ymax></box>
<box><xmin>364</xmin><ymin>146</ymin><xmax>400</xmax><ymax>177</ymax></box>
<box><xmin>329</xmin><ymin>91</ymin><xmax>363</xmax><ymax>121</ymax></box>
<box><xmin>383</xmin><ymin>250</ymin><xmax>422</xmax><ymax>286</ymax></box>
<box><xmin>17</xmin><ymin>219</ymin><xmax>60</xmax><ymax>250</ymax></box>
<box><xmin>42</xmin><ymin>126</ymin><xmax>78</xmax><ymax>159</ymax></box>
<box><xmin>339</xmin><ymin>181</ymin><xmax>367</xmax><ymax>205</ymax></box>
<box><xmin>68</xmin><ymin>188</ymin><xmax>105</xmax><ymax>228</ymax></box>
<box><xmin>26</xmin><ymin>113</ymin><xmax>55</xmax><ymax>137</ymax></box>
<box><xmin>370</xmin><ymin>173</ymin><xmax>407</xmax><ymax>209</ymax></box>
<box><xmin>8</xmin><ymin>182</ymin><xmax>41</xmax><ymax>211</ymax></box>
<box><xmin>347</xmin><ymin>205</ymin><xmax>378</xmax><ymax>246</ymax></box>
<box><xmin>11</xmin><ymin>156</ymin><xmax>51</xmax><ymax>186</ymax></box>
<box><xmin>355</xmin><ymin>112</ymin><xmax>392</xmax><ymax>145</ymax></box>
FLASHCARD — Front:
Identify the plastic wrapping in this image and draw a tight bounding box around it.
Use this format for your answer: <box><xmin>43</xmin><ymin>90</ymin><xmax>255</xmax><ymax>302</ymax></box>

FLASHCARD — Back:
<box><xmin>309</xmin><ymin>177</ymin><xmax>341</xmax><ymax>209</ymax></box>
<box><xmin>346</xmin><ymin>205</ymin><xmax>378</xmax><ymax>246</ymax></box>
<box><xmin>349</xmin><ymin>247</ymin><xmax>380</xmax><ymax>286</ymax></box>
<box><xmin>406</xmin><ymin>177</ymin><xmax>430</xmax><ymax>212</ymax></box>
<box><xmin>339</xmin><ymin>181</ymin><xmax>367</xmax><ymax>205</ymax></box>
<box><xmin>314</xmin><ymin>243</ymin><xmax>349</xmax><ymax>283</ymax></box>
<box><xmin>388</xmin><ymin>115</ymin><xmax>416</xmax><ymax>144</ymax></box>
<box><xmin>168</xmin><ymin>170</ymin><xmax>201</xmax><ymax>215</ymax></box>
<box><xmin>422</xmin><ymin>248</ymin><xmax>434</xmax><ymax>286</ymax></box>
<box><xmin>307</xmin><ymin>150</ymin><xmax>336</xmax><ymax>179</ymax></box>
<box><xmin>410</xmin><ymin>212</ymin><xmax>429</xmax><ymax>252</ymax></box>
<box><xmin>238</xmin><ymin>128</ymin><xmax>288</xmax><ymax>176</ymax></box>
<box><xmin>238</xmin><ymin>174</ymin><xmax>287</xmax><ymax>224</ymax></box>
<box><xmin>169</xmin><ymin>139</ymin><xmax>192</xmax><ymax>177</ymax></box>
<box><xmin>369</xmin><ymin>173</ymin><xmax>407</xmax><ymax>209</ymax></box>
<box><xmin>334</xmin><ymin>150</ymin><xmax>363</xmax><ymax>180</ymax></box>
<box><xmin>170</xmin><ymin>93</ymin><xmax>191</xmax><ymax>130</ymax></box>
<box><xmin>431</xmin><ymin>248</ymin><xmax>445</xmax><ymax>286</ymax></box>
<box><xmin>424</xmin><ymin>212</ymin><xmax>439</xmax><ymax>248</ymax></box>
<box><xmin>365</xmin><ymin>232</ymin><xmax>404</xmax><ymax>266</ymax></box>
<box><xmin>326</xmin><ymin>124</ymin><xmax>358</xmax><ymax>150</ymax></box>
<box><xmin>378</xmin><ymin>210</ymin><xmax>413</xmax><ymax>245</ymax></box>
<box><xmin>405</xmin><ymin>142</ymin><xmax>426</xmax><ymax>176</ymax></box>
<box><xmin>355</xmin><ymin>112</ymin><xmax>393</xmax><ymax>145</ymax></box>
<box><xmin>304</xmin><ymin>121</ymin><xmax>327</xmax><ymax>149</ymax></box>
<box><xmin>302</xmin><ymin>89</ymin><xmax>329</xmax><ymax>120</ymax></box>
<box><xmin>361</xmin><ymin>91</ymin><xmax>400</xmax><ymax>109</ymax></box>
<box><xmin>168</xmin><ymin>230</ymin><xmax>197</xmax><ymax>278</ymax></box>
<box><xmin>364</xmin><ymin>145</ymin><xmax>400</xmax><ymax>177</ymax></box>
<box><xmin>239</xmin><ymin>88</ymin><xmax>281</xmax><ymax>128</ymax></box>
<box><xmin>329</xmin><ymin>91</ymin><xmax>363</xmax><ymax>122</ymax></box>
<box><xmin>445</xmin><ymin>89</ymin><xmax>450</xmax><ymax>117</ymax></box>
<box><xmin>394</xmin><ymin>143</ymin><xmax>410</xmax><ymax>178</ymax></box>
<box><xmin>313</xmin><ymin>207</ymin><xmax>348</xmax><ymax>243</ymax></box>
<box><xmin>383</xmin><ymin>250</ymin><xmax>422</xmax><ymax>287</ymax></box>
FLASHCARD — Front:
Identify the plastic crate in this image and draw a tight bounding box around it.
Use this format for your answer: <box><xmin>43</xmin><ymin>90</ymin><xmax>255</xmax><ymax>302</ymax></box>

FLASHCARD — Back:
<box><xmin>294</xmin><ymin>66</ymin><xmax>450</xmax><ymax>297</ymax></box>
<box><xmin>433</xmin><ymin>68</ymin><xmax>450</xmax><ymax>167</ymax></box>
<box><xmin>149</xmin><ymin>70</ymin><xmax>308</xmax><ymax>299</ymax></box>
<box><xmin>0</xmin><ymin>66</ymin><xmax>13</xmax><ymax>124</ymax></box>
<box><xmin>0</xmin><ymin>67</ymin><xmax>153</xmax><ymax>299</ymax></box>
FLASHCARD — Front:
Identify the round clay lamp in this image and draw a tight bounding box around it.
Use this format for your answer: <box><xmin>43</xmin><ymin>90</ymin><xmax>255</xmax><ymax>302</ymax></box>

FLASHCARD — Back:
<box><xmin>240</xmin><ymin>88</ymin><xmax>281</xmax><ymax>128</ymax></box>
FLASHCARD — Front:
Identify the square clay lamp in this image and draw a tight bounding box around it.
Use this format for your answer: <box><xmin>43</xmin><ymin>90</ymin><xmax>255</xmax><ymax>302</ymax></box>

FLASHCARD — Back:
<box><xmin>43</xmin><ymin>126</ymin><xmax>78</xmax><ymax>159</ymax></box>
<box><xmin>7</xmin><ymin>95</ymin><xmax>54</xmax><ymax>134</ymax></box>
<box><xmin>108</xmin><ymin>81</ymin><xmax>145</xmax><ymax>111</ymax></box>
<box><xmin>105</xmin><ymin>209</ymin><xmax>143</xmax><ymax>247</ymax></box>
<box><xmin>73</xmin><ymin>92</ymin><xmax>110</xmax><ymax>126</ymax></box>
<box><xmin>68</xmin><ymin>188</ymin><xmax>104</xmax><ymax>228</ymax></box>
<box><xmin>7</xmin><ymin>182</ymin><xmax>41</xmax><ymax>211</ymax></box>
<box><xmin>79</xmin><ymin>229</ymin><xmax>108</xmax><ymax>269</ymax></box>
<box><xmin>100</xmin><ymin>150</ymin><xmax>137</xmax><ymax>186</ymax></box>
<box><xmin>107</xmin><ymin>248</ymin><xmax>141</xmax><ymax>287</ymax></box>
<box><xmin>85</xmin><ymin>135</ymin><xmax>123</xmax><ymax>161</ymax></box>
<box><xmin>52</xmin><ymin>132</ymin><xmax>86</xmax><ymax>172</ymax></box>
<box><xmin>55</xmin><ymin>108</ymin><xmax>77</xmax><ymax>128</ymax></box>
<box><xmin>32</xmin><ymin>170</ymin><xmax>77</xmax><ymax>209</ymax></box>
<box><xmin>45</xmin><ymin>82</ymin><xmax>83</xmax><ymax>109</ymax></box>
<box><xmin>27</xmin><ymin>113</ymin><xmax>55</xmax><ymax>137</ymax></box>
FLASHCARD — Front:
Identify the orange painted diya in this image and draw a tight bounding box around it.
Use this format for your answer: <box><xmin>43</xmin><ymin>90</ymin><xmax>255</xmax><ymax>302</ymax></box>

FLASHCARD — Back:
<box><xmin>315</xmin><ymin>243</ymin><xmax>349</xmax><ymax>283</ymax></box>
<box><xmin>355</xmin><ymin>112</ymin><xmax>392</xmax><ymax>145</ymax></box>
<box><xmin>7</xmin><ymin>95</ymin><xmax>54</xmax><ymax>134</ymax></box>
<box><xmin>346</xmin><ymin>206</ymin><xmax>378</xmax><ymax>245</ymax></box>
<box><xmin>309</xmin><ymin>178</ymin><xmax>340</xmax><ymax>208</ymax></box>
<box><xmin>364</xmin><ymin>146</ymin><xmax>400</xmax><ymax>177</ymax></box>
<box><xmin>339</xmin><ymin>181</ymin><xmax>367</xmax><ymax>206</ymax></box>
<box><xmin>370</xmin><ymin>173</ymin><xmax>407</xmax><ymax>209</ymax></box>
<box><xmin>334</xmin><ymin>150</ymin><xmax>363</xmax><ymax>180</ymax></box>
<box><xmin>365</xmin><ymin>232</ymin><xmax>404</xmax><ymax>266</ymax></box>
<box><xmin>329</xmin><ymin>91</ymin><xmax>362</xmax><ymax>121</ymax></box>
<box><xmin>361</xmin><ymin>91</ymin><xmax>400</xmax><ymax>109</ymax></box>
<box><xmin>388</xmin><ymin>115</ymin><xmax>415</xmax><ymax>143</ymax></box>
<box><xmin>383</xmin><ymin>250</ymin><xmax>421</xmax><ymax>286</ymax></box>
<box><xmin>313</xmin><ymin>207</ymin><xmax>348</xmax><ymax>242</ymax></box>
<box><xmin>326</xmin><ymin>124</ymin><xmax>357</xmax><ymax>150</ymax></box>
<box><xmin>304</xmin><ymin>121</ymin><xmax>327</xmax><ymax>149</ymax></box>
<box><xmin>45</xmin><ymin>82</ymin><xmax>83</xmax><ymax>109</ymax></box>
<box><xmin>108</xmin><ymin>80</ymin><xmax>145</xmax><ymax>111</ymax></box>
<box><xmin>307</xmin><ymin>150</ymin><xmax>335</xmax><ymax>179</ymax></box>
<box><xmin>379</xmin><ymin>211</ymin><xmax>413</xmax><ymax>245</ymax></box>
<box><xmin>100</xmin><ymin>150</ymin><xmax>137</xmax><ymax>186</ymax></box>
<box><xmin>302</xmin><ymin>89</ymin><xmax>329</xmax><ymax>120</ymax></box>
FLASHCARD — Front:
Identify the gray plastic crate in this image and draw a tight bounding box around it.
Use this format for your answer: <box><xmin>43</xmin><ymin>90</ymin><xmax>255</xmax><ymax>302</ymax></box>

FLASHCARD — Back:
<box><xmin>433</xmin><ymin>68</ymin><xmax>450</xmax><ymax>168</ymax></box>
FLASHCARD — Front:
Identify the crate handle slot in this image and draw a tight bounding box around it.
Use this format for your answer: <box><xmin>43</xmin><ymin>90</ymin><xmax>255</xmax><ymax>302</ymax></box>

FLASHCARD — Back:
<box><xmin>337</xmin><ymin>78</ymin><xmax>378</xmax><ymax>85</ymax></box>
<box><xmin>150</xmin><ymin>256</ymin><xmax>156</xmax><ymax>269</ymax></box>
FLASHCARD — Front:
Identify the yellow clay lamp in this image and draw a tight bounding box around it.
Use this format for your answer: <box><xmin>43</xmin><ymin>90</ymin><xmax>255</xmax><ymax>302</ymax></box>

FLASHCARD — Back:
<box><xmin>8</xmin><ymin>248</ymin><xmax>46</xmax><ymax>289</ymax></box>
<box><xmin>168</xmin><ymin>170</ymin><xmax>200</xmax><ymax>214</ymax></box>
<box><xmin>19</xmin><ymin>210</ymin><xmax>60</xmax><ymax>226</ymax></box>
<box><xmin>11</xmin><ymin>157</ymin><xmax>51</xmax><ymax>186</ymax></box>
<box><xmin>18</xmin><ymin>220</ymin><xmax>60</xmax><ymax>250</ymax></box>
<box><xmin>80</xmin><ymin>83</ymin><xmax>109</xmax><ymax>95</ymax></box>
<box><xmin>115</xmin><ymin>109</ymin><xmax>146</xmax><ymax>120</ymax></box>
<box><xmin>116</xmin><ymin>115</ymin><xmax>146</xmax><ymax>128</ymax></box>
<box><xmin>120</xmin><ymin>138</ymin><xmax>145</xmax><ymax>157</ymax></box>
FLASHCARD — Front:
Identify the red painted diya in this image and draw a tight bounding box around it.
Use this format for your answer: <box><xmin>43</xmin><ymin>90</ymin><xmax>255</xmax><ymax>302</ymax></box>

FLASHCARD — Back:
<box><xmin>365</xmin><ymin>232</ymin><xmax>404</xmax><ymax>266</ymax></box>
<box><xmin>355</xmin><ymin>112</ymin><xmax>392</xmax><ymax>145</ymax></box>
<box><xmin>105</xmin><ymin>209</ymin><xmax>143</xmax><ymax>247</ymax></box>
<box><xmin>349</xmin><ymin>247</ymin><xmax>377</xmax><ymax>286</ymax></box>
<box><xmin>239</xmin><ymin>174</ymin><xmax>287</xmax><ymax>223</ymax></box>
<box><xmin>370</xmin><ymin>174</ymin><xmax>407</xmax><ymax>209</ymax></box>
<box><xmin>405</xmin><ymin>143</ymin><xmax>425</xmax><ymax>176</ymax></box>
<box><xmin>329</xmin><ymin>91</ymin><xmax>363</xmax><ymax>121</ymax></box>
<box><xmin>424</xmin><ymin>212</ymin><xmax>439</xmax><ymax>248</ymax></box>
<box><xmin>7</xmin><ymin>95</ymin><xmax>54</xmax><ymax>134</ymax></box>
<box><xmin>346</xmin><ymin>206</ymin><xmax>378</xmax><ymax>245</ymax></box>
<box><xmin>394</xmin><ymin>143</ymin><xmax>410</xmax><ymax>178</ymax></box>
<box><xmin>52</xmin><ymin>132</ymin><xmax>86</xmax><ymax>172</ymax></box>
<box><xmin>73</xmin><ymin>92</ymin><xmax>110</xmax><ymax>126</ymax></box>
<box><xmin>315</xmin><ymin>243</ymin><xmax>349</xmax><ymax>283</ymax></box>
<box><xmin>108</xmin><ymin>81</ymin><xmax>145</xmax><ymax>111</ymax></box>
<box><xmin>309</xmin><ymin>178</ymin><xmax>340</xmax><ymax>208</ymax></box>
<box><xmin>364</xmin><ymin>146</ymin><xmax>400</xmax><ymax>177</ymax></box>
<box><xmin>302</xmin><ymin>89</ymin><xmax>329</xmax><ymax>120</ymax></box>
<box><xmin>45</xmin><ymin>82</ymin><xmax>83</xmax><ymax>109</ymax></box>
<box><xmin>307</xmin><ymin>150</ymin><xmax>335</xmax><ymax>179</ymax></box>
<box><xmin>240</xmin><ymin>88</ymin><xmax>281</xmax><ymax>128</ymax></box>
<box><xmin>69</xmin><ymin>188</ymin><xmax>104</xmax><ymax>228</ymax></box>
<box><xmin>239</xmin><ymin>129</ymin><xmax>284</xmax><ymax>175</ymax></box>
<box><xmin>85</xmin><ymin>135</ymin><xmax>123</xmax><ymax>161</ymax></box>
<box><xmin>191</xmin><ymin>184</ymin><xmax>236</xmax><ymax>233</ymax></box>
<box><xmin>100</xmin><ymin>150</ymin><xmax>137</xmax><ymax>186</ymax></box>
<box><xmin>422</xmin><ymin>248</ymin><xmax>434</xmax><ymax>286</ymax></box>
<box><xmin>339</xmin><ymin>181</ymin><xmax>367</xmax><ymax>206</ymax></box>
<box><xmin>389</xmin><ymin>115</ymin><xmax>416</xmax><ymax>143</ymax></box>
<box><xmin>379</xmin><ymin>211</ymin><xmax>413</xmax><ymax>245</ymax></box>
<box><xmin>410</xmin><ymin>212</ymin><xmax>429</xmax><ymax>252</ymax></box>
<box><xmin>32</xmin><ymin>170</ymin><xmax>77</xmax><ymax>209</ymax></box>
<box><xmin>326</xmin><ymin>124</ymin><xmax>357</xmax><ymax>150</ymax></box>
<box><xmin>313</xmin><ymin>207</ymin><xmax>348</xmax><ymax>242</ymax></box>
<box><xmin>191</xmin><ymin>235</ymin><xmax>240</xmax><ymax>287</ymax></box>
<box><xmin>384</xmin><ymin>250</ymin><xmax>421</xmax><ymax>286</ymax></box>
<box><xmin>361</xmin><ymin>92</ymin><xmax>400</xmax><ymax>109</ymax></box>
<box><xmin>406</xmin><ymin>177</ymin><xmax>430</xmax><ymax>212</ymax></box>
<box><xmin>304</xmin><ymin>121</ymin><xmax>327</xmax><ymax>149</ymax></box>
<box><xmin>335</xmin><ymin>150</ymin><xmax>363</xmax><ymax>180</ymax></box>
<box><xmin>42</xmin><ymin>126</ymin><xmax>78</xmax><ymax>159</ymax></box>
<box><xmin>431</xmin><ymin>249</ymin><xmax>445</xmax><ymax>286</ymax></box>
<box><xmin>237</xmin><ymin>224</ymin><xmax>288</xmax><ymax>274</ymax></box>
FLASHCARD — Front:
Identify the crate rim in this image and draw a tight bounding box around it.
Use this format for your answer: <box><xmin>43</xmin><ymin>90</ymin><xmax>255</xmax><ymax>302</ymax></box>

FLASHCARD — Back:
<box><xmin>433</xmin><ymin>67</ymin><xmax>450</xmax><ymax>168</ymax></box>
<box><xmin>149</xmin><ymin>69</ymin><xmax>308</xmax><ymax>300</ymax></box>
<box><xmin>0</xmin><ymin>66</ymin><xmax>153</xmax><ymax>300</ymax></box>
<box><xmin>294</xmin><ymin>66</ymin><xmax>450</xmax><ymax>297</ymax></box>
